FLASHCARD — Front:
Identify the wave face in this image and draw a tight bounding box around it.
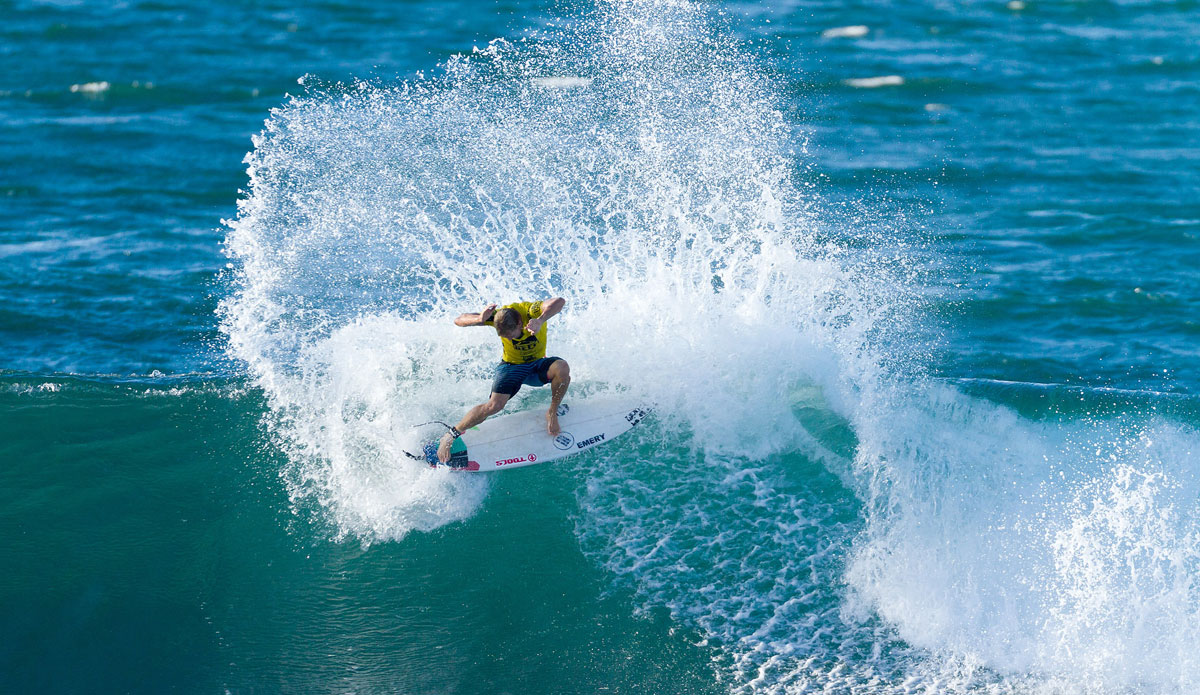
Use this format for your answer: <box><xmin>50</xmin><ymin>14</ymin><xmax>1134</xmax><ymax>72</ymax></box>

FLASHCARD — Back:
<box><xmin>221</xmin><ymin>0</ymin><xmax>1200</xmax><ymax>692</ymax></box>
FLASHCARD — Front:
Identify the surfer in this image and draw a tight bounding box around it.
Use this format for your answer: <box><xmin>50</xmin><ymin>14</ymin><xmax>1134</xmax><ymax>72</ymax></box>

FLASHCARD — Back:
<box><xmin>437</xmin><ymin>298</ymin><xmax>571</xmax><ymax>463</ymax></box>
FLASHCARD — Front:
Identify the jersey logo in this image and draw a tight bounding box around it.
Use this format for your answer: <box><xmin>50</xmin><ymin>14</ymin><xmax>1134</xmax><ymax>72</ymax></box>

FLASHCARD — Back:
<box><xmin>511</xmin><ymin>334</ymin><xmax>540</xmax><ymax>351</ymax></box>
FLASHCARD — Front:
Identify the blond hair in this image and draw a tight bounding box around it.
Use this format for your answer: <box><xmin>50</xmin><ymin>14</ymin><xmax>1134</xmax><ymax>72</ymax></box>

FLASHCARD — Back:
<box><xmin>493</xmin><ymin>307</ymin><xmax>522</xmax><ymax>335</ymax></box>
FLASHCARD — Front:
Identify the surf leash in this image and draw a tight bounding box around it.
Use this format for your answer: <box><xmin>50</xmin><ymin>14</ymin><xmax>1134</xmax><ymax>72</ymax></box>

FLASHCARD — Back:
<box><xmin>402</xmin><ymin>420</ymin><xmax>460</xmax><ymax>461</ymax></box>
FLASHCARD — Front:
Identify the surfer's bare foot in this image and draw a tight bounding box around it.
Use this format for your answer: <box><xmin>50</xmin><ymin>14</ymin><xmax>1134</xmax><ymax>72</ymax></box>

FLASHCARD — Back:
<box><xmin>546</xmin><ymin>411</ymin><xmax>560</xmax><ymax>437</ymax></box>
<box><xmin>437</xmin><ymin>433</ymin><xmax>453</xmax><ymax>463</ymax></box>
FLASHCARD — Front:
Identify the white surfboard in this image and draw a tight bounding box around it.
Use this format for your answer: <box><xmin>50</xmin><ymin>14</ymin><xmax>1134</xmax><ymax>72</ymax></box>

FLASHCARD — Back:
<box><xmin>421</xmin><ymin>399</ymin><xmax>649</xmax><ymax>471</ymax></box>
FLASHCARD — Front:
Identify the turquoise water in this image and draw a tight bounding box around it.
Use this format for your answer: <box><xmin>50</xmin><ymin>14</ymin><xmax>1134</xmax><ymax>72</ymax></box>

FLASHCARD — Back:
<box><xmin>3</xmin><ymin>0</ymin><xmax>1199</xmax><ymax>692</ymax></box>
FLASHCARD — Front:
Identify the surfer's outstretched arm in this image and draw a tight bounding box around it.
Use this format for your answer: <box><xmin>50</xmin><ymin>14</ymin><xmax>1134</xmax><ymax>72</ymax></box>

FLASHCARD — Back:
<box><xmin>541</xmin><ymin>296</ymin><xmax>565</xmax><ymax>317</ymax></box>
<box><xmin>454</xmin><ymin>303</ymin><xmax>497</xmax><ymax>327</ymax></box>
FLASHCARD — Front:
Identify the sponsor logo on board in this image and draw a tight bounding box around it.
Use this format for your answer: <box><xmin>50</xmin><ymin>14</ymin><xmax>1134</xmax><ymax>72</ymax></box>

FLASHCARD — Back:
<box><xmin>576</xmin><ymin>433</ymin><xmax>606</xmax><ymax>449</ymax></box>
<box><xmin>553</xmin><ymin>432</ymin><xmax>575</xmax><ymax>450</ymax></box>
<box><xmin>496</xmin><ymin>453</ymin><xmax>538</xmax><ymax>467</ymax></box>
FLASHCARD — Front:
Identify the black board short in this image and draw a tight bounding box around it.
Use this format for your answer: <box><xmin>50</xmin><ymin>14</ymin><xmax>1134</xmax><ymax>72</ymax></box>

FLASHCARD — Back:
<box><xmin>491</xmin><ymin>356</ymin><xmax>561</xmax><ymax>396</ymax></box>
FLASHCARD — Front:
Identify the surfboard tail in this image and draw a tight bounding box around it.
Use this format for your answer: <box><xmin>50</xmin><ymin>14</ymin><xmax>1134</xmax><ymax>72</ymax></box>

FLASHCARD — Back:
<box><xmin>419</xmin><ymin>440</ymin><xmax>473</xmax><ymax>469</ymax></box>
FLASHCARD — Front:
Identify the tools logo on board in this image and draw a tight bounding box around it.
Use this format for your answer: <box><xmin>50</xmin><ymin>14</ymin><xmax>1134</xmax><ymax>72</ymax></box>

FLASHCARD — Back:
<box><xmin>495</xmin><ymin>453</ymin><xmax>537</xmax><ymax>467</ymax></box>
<box><xmin>553</xmin><ymin>432</ymin><xmax>575</xmax><ymax>450</ymax></box>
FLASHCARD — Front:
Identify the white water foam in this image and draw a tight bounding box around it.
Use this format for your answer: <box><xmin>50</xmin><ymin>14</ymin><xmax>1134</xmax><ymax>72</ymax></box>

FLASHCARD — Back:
<box><xmin>822</xmin><ymin>25</ymin><xmax>870</xmax><ymax>39</ymax></box>
<box><xmin>220</xmin><ymin>0</ymin><xmax>1200</xmax><ymax>692</ymax></box>
<box><xmin>844</xmin><ymin>384</ymin><xmax>1200</xmax><ymax>694</ymax></box>
<box><xmin>845</xmin><ymin>75</ymin><xmax>905</xmax><ymax>89</ymax></box>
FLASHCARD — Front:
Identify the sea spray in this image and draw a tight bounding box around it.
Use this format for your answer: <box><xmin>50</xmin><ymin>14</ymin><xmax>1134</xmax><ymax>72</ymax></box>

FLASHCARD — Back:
<box><xmin>220</xmin><ymin>0</ymin><xmax>911</xmax><ymax>541</ymax></box>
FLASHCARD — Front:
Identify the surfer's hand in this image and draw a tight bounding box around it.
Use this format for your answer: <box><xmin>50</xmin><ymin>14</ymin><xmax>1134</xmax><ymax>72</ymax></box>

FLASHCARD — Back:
<box><xmin>437</xmin><ymin>433</ymin><xmax>454</xmax><ymax>463</ymax></box>
<box><xmin>525</xmin><ymin>317</ymin><xmax>543</xmax><ymax>335</ymax></box>
<box><xmin>479</xmin><ymin>304</ymin><xmax>497</xmax><ymax>324</ymax></box>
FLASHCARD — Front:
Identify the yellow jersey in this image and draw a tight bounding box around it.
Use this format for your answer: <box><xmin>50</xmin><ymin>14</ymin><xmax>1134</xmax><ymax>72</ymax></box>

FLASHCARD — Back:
<box><xmin>484</xmin><ymin>300</ymin><xmax>548</xmax><ymax>364</ymax></box>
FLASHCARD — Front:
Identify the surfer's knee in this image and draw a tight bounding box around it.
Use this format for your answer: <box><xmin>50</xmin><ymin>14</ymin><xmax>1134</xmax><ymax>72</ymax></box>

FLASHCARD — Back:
<box><xmin>483</xmin><ymin>393</ymin><xmax>509</xmax><ymax>415</ymax></box>
<box><xmin>549</xmin><ymin>359</ymin><xmax>570</xmax><ymax>383</ymax></box>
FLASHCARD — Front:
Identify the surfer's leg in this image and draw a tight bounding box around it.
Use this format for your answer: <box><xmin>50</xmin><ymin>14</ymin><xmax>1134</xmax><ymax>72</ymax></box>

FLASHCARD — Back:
<box><xmin>438</xmin><ymin>392</ymin><xmax>511</xmax><ymax>462</ymax></box>
<box><xmin>543</xmin><ymin>359</ymin><xmax>570</xmax><ymax>436</ymax></box>
<box><xmin>455</xmin><ymin>392</ymin><xmax>511</xmax><ymax>432</ymax></box>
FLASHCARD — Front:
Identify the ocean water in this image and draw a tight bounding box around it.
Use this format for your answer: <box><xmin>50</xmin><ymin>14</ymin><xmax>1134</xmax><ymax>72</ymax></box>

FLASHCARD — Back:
<box><xmin>3</xmin><ymin>0</ymin><xmax>1199</xmax><ymax>692</ymax></box>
